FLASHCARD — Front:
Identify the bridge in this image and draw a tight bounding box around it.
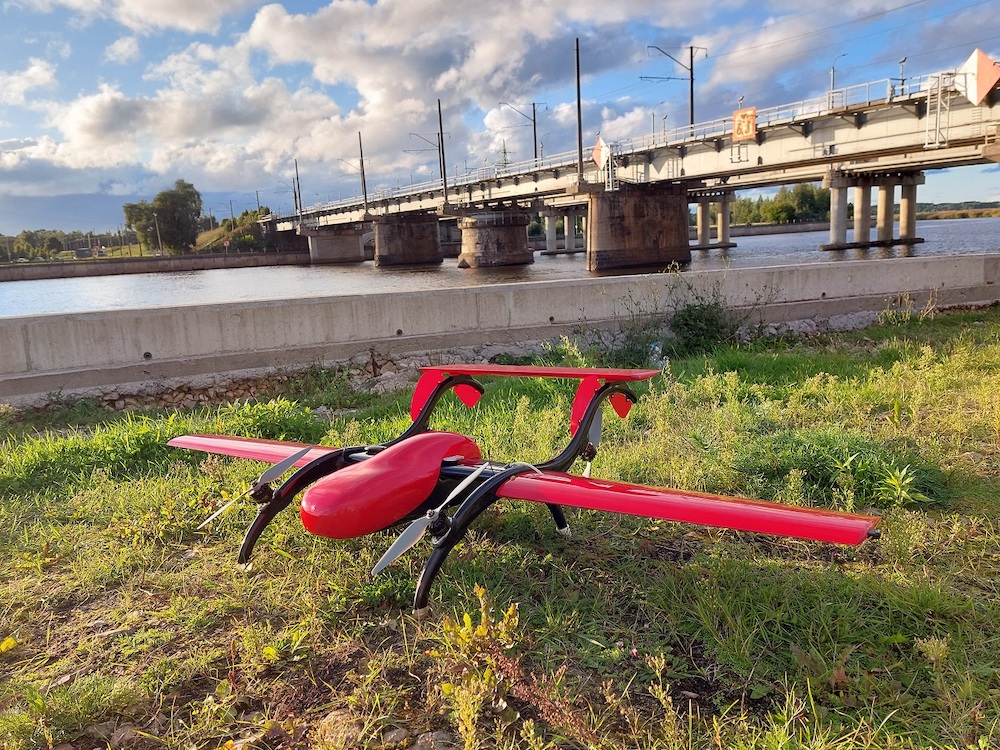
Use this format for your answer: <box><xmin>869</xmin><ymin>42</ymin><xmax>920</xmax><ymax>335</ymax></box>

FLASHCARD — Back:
<box><xmin>266</xmin><ymin>50</ymin><xmax>1000</xmax><ymax>271</ymax></box>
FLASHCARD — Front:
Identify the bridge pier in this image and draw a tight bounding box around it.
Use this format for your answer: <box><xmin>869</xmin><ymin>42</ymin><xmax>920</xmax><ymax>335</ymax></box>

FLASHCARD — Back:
<box><xmin>586</xmin><ymin>183</ymin><xmax>691</xmax><ymax>271</ymax></box>
<box><xmin>457</xmin><ymin>208</ymin><xmax>534</xmax><ymax>268</ymax></box>
<box><xmin>373</xmin><ymin>212</ymin><xmax>443</xmax><ymax>266</ymax></box>
<box><xmin>545</xmin><ymin>213</ymin><xmax>557</xmax><ymax>253</ymax></box>
<box><xmin>823</xmin><ymin>171</ymin><xmax>924</xmax><ymax>251</ymax></box>
<box><xmin>298</xmin><ymin>224</ymin><xmax>370</xmax><ymax>264</ymax></box>
<box><xmin>876</xmin><ymin>181</ymin><xmax>895</xmax><ymax>244</ymax></box>
<box><xmin>566</xmin><ymin>209</ymin><xmax>585</xmax><ymax>251</ymax></box>
<box><xmin>898</xmin><ymin>173</ymin><xmax>924</xmax><ymax>243</ymax></box>
<box><xmin>853</xmin><ymin>183</ymin><xmax>872</xmax><ymax>245</ymax></box>
<box><xmin>691</xmin><ymin>191</ymin><xmax>736</xmax><ymax>250</ymax></box>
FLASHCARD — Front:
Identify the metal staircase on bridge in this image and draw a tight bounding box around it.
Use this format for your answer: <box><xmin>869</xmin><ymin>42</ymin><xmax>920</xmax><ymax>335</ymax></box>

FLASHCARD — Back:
<box><xmin>925</xmin><ymin>73</ymin><xmax>954</xmax><ymax>148</ymax></box>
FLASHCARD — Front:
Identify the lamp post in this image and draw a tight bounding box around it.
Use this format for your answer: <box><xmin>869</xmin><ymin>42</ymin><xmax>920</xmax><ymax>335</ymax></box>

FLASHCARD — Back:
<box><xmin>646</xmin><ymin>44</ymin><xmax>708</xmax><ymax>130</ymax></box>
<box><xmin>499</xmin><ymin>101</ymin><xmax>540</xmax><ymax>163</ymax></box>
<box><xmin>830</xmin><ymin>53</ymin><xmax>847</xmax><ymax>92</ymax></box>
<box><xmin>539</xmin><ymin>132</ymin><xmax>551</xmax><ymax>159</ymax></box>
<box><xmin>898</xmin><ymin>57</ymin><xmax>907</xmax><ymax>94</ymax></box>
<box><xmin>152</xmin><ymin>212</ymin><xmax>164</xmax><ymax>255</ymax></box>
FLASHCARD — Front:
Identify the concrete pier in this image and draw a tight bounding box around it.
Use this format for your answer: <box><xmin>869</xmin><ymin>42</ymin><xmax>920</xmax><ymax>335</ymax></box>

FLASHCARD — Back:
<box><xmin>456</xmin><ymin>209</ymin><xmax>534</xmax><ymax>268</ymax></box>
<box><xmin>586</xmin><ymin>182</ymin><xmax>691</xmax><ymax>270</ymax></box>
<box><xmin>299</xmin><ymin>223</ymin><xmax>369</xmax><ymax>264</ymax></box>
<box><xmin>373</xmin><ymin>212</ymin><xmax>442</xmax><ymax>266</ymax></box>
<box><xmin>823</xmin><ymin>170</ymin><xmax>924</xmax><ymax>250</ymax></box>
<box><xmin>690</xmin><ymin>191</ymin><xmax>737</xmax><ymax>251</ymax></box>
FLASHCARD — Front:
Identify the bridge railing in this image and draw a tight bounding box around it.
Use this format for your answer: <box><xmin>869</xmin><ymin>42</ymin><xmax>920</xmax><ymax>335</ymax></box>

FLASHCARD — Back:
<box><xmin>270</xmin><ymin>70</ymin><xmax>961</xmax><ymax>223</ymax></box>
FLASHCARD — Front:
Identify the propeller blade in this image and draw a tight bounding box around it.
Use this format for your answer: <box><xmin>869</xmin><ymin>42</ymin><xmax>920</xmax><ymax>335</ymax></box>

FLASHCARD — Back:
<box><xmin>443</xmin><ymin>461</ymin><xmax>491</xmax><ymax>505</ymax></box>
<box><xmin>197</xmin><ymin>444</ymin><xmax>313</xmax><ymax>531</ymax></box>
<box><xmin>256</xmin><ymin>445</ymin><xmax>314</xmax><ymax>486</ymax></box>
<box><xmin>197</xmin><ymin>497</ymin><xmax>240</xmax><ymax>530</ymax></box>
<box><xmin>371</xmin><ymin>514</ymin><xmax>434</xmax><ymax>575</ymax></box>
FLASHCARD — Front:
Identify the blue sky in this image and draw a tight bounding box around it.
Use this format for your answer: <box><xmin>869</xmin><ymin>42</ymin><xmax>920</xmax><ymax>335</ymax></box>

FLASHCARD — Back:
<box><xmin>1</xmin><ymin>0</ymin><xmax>998</xmax><ymax>235</ymax></box>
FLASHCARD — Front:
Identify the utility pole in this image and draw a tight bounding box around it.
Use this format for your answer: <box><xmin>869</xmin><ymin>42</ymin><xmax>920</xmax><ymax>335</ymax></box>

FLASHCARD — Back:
<box><xmin>358</xmin><ymin>131</ymin><xmax>369</xmax><ymax>213</ymax></box>
<box><xmin>576</xmin><ymin>37</ymin><xmax>583</xmax><ymax>181</ymax></box>
<box><xmin>645</xmin><ymin>44</ymin><xmax>707</xmax><ymax>131</ymax></box>
<box><xmin>294</xmin><ymin>158</ymin><xmax>302</xmax><ymax>221</ymax></box>
<box><xmin>499</xmin><ymin>101</ymin><xmax>539</xmax><ymax>162</ymax></box>
<box><xmin>438</xmin><ymin>99</ymin><xmax>448</xmax><ymax>203</ymax></box>
<box><xmin>152</xmin><ymin>212</ymin><xmax>164</xmax><ymax>255</ymax></box>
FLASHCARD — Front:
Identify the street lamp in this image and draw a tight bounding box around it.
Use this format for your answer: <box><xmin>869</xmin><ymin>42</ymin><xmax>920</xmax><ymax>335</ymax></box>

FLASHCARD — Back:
<box><xmin>830</xmin><ymin>53</ymin><xmax>847</xmax><ymax>92</ymax></box>
<box><xmin>646</xmin><ymin>44</ymin><xmax>708</xmax><ymax>130</ymax></box>
<box><xmin>539</xmin><ymin>132</ymin><xmax>551</xmax><ymax>159</ymax></box>
<box><xmin>898</xmin><ymin>57</ymin><xmax>907</xmax><ymax>94</ymax></box>
<box><xmin>499</xmin><ymin>101</ymin><xmax>540</xmax><ymax>163</ymax></box>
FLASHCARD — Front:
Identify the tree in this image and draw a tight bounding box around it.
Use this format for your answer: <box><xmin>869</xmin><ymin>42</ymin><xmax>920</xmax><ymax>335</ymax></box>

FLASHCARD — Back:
<box><xmin>123</xmin><ymin>180</ymin><xmax>202</xmax><ymax>254</ymax></box>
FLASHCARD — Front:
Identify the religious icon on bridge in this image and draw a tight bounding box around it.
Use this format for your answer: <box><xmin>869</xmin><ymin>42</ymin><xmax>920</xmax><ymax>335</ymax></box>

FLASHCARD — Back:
<box><xmin>733</xmin><ymin>106</ymin><xmax>757</xmax><ymax>142</ymax></box>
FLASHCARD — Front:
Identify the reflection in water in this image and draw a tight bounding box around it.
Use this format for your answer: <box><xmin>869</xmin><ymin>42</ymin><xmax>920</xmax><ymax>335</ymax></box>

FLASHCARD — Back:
<box><xmin>2</xmin><ymin>218</ymin><xmax>997</xmax><ymax>317</ymax></box>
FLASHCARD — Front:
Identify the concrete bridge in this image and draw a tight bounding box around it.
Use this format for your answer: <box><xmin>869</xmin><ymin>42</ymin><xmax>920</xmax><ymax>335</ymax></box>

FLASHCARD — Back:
<box><xmin>268</xmin><ymin>52</ymin><xmax>1000</xmax><ymax>271</ymax></box>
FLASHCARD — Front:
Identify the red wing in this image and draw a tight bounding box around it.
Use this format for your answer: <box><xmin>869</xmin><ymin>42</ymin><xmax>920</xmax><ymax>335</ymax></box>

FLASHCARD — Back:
<box><xmin>497</xmin><ymin>472</ymin><xmax>879</xmax><ymax>546</ymax></box>
<box><xmin>167</xmin><ymin>434</ymin><xmax>335</xmax><ymax>467</ymax></box>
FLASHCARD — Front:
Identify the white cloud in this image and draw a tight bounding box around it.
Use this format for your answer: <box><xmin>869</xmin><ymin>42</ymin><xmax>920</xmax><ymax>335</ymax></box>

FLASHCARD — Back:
<box><xmin>0</xmin><ymin>57</ymin><xmax>57</xmax><ymax>105</ymax></box>
<box><xmin>111</xmin><ymin>0</ymin><xmax>259</xmax><ymax>33</ymax></box>
<box><xmin>104</xmin><ymin>35</ymin><xmax>139</xmax><ymax>63</ymax></box>
<box><xmin>5</xmin><ymin>0</ymin><xmax>257</xmax><ymax>33</ymax></box>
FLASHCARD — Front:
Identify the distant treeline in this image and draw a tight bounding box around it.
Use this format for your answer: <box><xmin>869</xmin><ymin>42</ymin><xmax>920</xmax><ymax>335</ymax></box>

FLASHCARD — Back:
<box><xmin>915</xmin><ymin>201</ymin><xmax>1000</xmax><ymax>212</ymax></box>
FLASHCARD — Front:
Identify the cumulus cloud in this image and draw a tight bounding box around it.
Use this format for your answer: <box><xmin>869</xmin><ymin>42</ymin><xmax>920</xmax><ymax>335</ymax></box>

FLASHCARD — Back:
<box><xmin>0</xmin><ymin>58</ymin><xmax>57</xmax><ymax>105</ymax></box>
<box><xmin>103</xmin><ymin>35</ymin><xmax>139</xmax><ymax>63</ymax></box>
<box><xmin>6</xmin><ymin>0</ymin><xmax>257</xmax><ymax>33</ymax></box>
<box><xmin>2</xmin><ymin>0</ymin><xmax>995</xmax><ymax>214</ymax></box>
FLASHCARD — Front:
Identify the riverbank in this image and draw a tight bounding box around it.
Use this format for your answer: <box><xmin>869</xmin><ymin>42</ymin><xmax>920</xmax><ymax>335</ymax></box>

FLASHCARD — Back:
<box><xmin>0</xmin><ymin>250</ymin><xmax>311</xmax><ymax>282</ymax></box>
<box><xmin>3</xmin><ymin>254</ymin><xmax>997</xmax><ymax>407</ymax></box>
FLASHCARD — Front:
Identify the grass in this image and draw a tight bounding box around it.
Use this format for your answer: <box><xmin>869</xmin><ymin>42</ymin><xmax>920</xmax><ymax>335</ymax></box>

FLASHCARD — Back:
<box><xmin>2</xmin><ymin>305</ymin><xmax>1000</xmax><ymax>748</ymax></box>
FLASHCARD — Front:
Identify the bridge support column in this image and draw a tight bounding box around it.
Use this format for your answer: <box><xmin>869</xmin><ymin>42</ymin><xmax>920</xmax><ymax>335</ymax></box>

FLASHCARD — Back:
<box><xmin>853</xmin><ymin>183</ymin><xmax>872</xmax><ymax>245</ymax></box>
<box><xmin>821</xmin><ymin>171</ymin><xmax>854</xmax><ymax>250</ymax></box>
<box><xmin>457</xmin><ymin>208</ymin><xmax>534</xmax><ymax>268</ymax></box>
<box><xmin>586</xmin><ymin>183</ymin><xmax>690</xmax><ymax>271</ymax></box>
<box><xmin>899</xmin><ymin>172</ymin><xmax>924</xmax><ymax>243</ymax></box>
<box><xmin>298</xmin><ymin>224</ymin><xmax>370</xmax><ymax>264</ymax></box>
<box><xmin>876</xmin><ymin>181</ymin><xmax>895</xmax><ymax>244</ymax></box>
<box><xmin>691</xmin><ymin>191</ymin><xmax>736</xmax><ymax>250</ymax></box>
<box><xmin>545</xmin><ymin>214</ymin><xmax>557</xmax><ymax>253</ymax></box>
<box><xmin>373</xmin><ymin>212</ymin><xmax>442</xmax><ymax>266</ymax></box>
<box><xmin>695</xmin><ymin>200</ymin><xmax>711</xmax><ymax>247</ymax></box>
<box><xmin>830</xmin><ymin>185</ymin><xmax>849</xmax><ymax>246</ymax></box>
<box><xmin>717</xmin><ymin>196</ymin><xmax>731</xmax><ymax>246</ymax></box>
<box><xmin>565</xmin><ymin>210</ymin><xmax>582</xmax><ymax>251</ymax></box>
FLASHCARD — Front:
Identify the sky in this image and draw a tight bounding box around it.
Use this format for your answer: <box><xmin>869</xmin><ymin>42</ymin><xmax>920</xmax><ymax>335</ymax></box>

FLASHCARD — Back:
<box><xmin>1</xmin><ymin>0</ymin><xmax>999</xmax><ymax>236</ymax></box>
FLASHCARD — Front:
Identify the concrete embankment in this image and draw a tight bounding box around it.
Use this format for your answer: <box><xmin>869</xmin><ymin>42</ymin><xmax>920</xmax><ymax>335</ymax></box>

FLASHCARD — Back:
<box><xmin>2</xmin><ymin>254</ymin><xmax>997</xmax><ymax>407</ymax></box>
<box><xmin>0</xmin><ymin>251</ymin><xmax>311</xmax><ymax>282</ymax></box>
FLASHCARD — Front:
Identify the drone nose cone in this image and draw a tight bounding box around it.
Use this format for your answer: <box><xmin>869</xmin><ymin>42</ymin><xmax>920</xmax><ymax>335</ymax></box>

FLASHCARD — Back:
<box><xmin>300</xmin><ymin>431</ymin><xmax>481</xmax><ymax>539</ymax></box>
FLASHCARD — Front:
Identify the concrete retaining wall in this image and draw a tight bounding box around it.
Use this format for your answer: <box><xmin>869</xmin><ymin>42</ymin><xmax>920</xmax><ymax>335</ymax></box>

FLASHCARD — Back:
<box><xmin>2</xmin><ymin>254</ymin><xmax>998</xmax><ymax>405</ymax></box>
<box><xmin>0</xmin><ymin>252</ymin><xmax>311</xmax><ymax>282</ymax></box>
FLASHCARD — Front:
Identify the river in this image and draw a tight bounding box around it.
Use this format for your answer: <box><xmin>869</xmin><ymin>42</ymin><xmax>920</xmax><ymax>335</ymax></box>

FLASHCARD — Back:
<box><xmin>1</xmin><ymin>217</ymin><xmax>997</xmax><ymax>318</ymax></box>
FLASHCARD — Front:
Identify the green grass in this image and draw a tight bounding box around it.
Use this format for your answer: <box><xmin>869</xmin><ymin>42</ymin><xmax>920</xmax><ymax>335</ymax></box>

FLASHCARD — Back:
<box><xmin>2</xmin><ymin>306</ymin><xmax>1000</xmax><ymax>748</ymax></box>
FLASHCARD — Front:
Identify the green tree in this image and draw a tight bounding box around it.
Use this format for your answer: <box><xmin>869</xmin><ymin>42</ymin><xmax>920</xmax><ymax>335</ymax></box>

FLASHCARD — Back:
<box><xmin>123</xmin><ymin>180</ymin><xmax>202</xmax><ymax>254</ymax></box>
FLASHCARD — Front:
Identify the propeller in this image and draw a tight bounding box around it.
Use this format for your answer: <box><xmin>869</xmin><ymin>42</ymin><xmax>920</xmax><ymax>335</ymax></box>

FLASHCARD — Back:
<box><xmin>197</xmin><ymin>445</ymin><xmax>314</xmax><ymax>530</ymax></box>
<box><xmin>371</xmin><ymin>460</ymin><xmax>492</xmax><ymax>575</ymax></box>
<box><xmin>582</xmin><ymin>407</ymin><xmax>602</xmax><ymax>478</ymax></box>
